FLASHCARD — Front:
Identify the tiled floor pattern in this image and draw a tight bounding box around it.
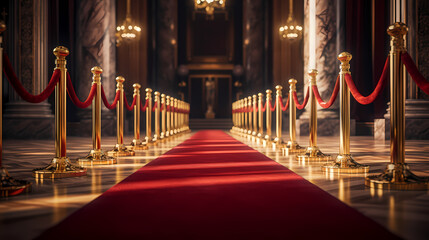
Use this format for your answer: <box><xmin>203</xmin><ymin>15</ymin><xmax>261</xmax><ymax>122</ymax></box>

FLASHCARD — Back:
<box><xmin>1</xmin><ymin>131</ymin><xmax>429</xmax><ymax>240</ymax></box>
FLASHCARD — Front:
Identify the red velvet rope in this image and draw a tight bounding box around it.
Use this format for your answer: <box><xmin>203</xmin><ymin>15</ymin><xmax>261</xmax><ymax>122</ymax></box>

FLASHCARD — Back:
<box><xmin>402</xmin><ymin>52</ymin><xmax>429</xmax><ymax>96</ymax></box>
<box><xmin>141</xmin><ymin>99</ymin><xmax>149</xmax><ymax>112</ymax></box>
<box><xmin>312</xmin><ymin>75</ymin><xmax>340</xmax><ymax>109</ymax></box>
<box><xmin>344</xmin><ymin>56</ymin><xmax>389</xmax><ymax>105</ymax></box>
<box><xmin>101</xmin><ymin>86</ymin><xmax>120</xmax><ymax>110</ymax></box>
<box><xmin>268</xmin><ymin>99</ymin><xmax>276</xmax><ymax>112</ymax></box>
<box><xmin>161</xmin><ymin>103</ymin><xmax>165</xmax><ymax>111</ymax></box>
<box><xmin>124</xmin><ymin>94</ymin><xmax>137</xmax><ymax>111</ymax></box>
<box><xmin>166</xmin><ymin>105</ymin><xmax>170</xmax><ymax>112</ymax></box>
<box><xmin>66</xmin><ymin>72</ymin><xmax>96</xmax><ymax>108</ymax></box>
<box><xmin>293</xmin><ymin>87</ymin><xmax>310</xmax><ymax>110</ymax></box>
<box><xmin>3</xmin><ymin>53</ymin><xmax>60</xmax><ymax>103</ymax></box>
<box><xmin>261</xmin><ymin>102</ymin><xmax>267</xmax><ymax>112</ymax></box>
<box><xmin>279</xmin><ymin>95</ymin><xmax>289</xmax><ymax>111</ymax></box>
<box><xmin>152</xmin><ymin>102</ymin><xmax>158</xmax><ymax>112</ymax></box>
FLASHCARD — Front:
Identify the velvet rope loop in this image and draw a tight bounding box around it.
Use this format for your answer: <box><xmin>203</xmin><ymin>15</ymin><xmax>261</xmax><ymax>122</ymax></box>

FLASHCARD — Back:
<box><xmin>344</xmin><ymin>56</ymin><xmax>389</xmax><ymax>105</ymax></box>
<box><xmin>312</xmin><ymin>75</ymin><xmax>340</xmax><ymax>109</ymax></box>
<box><xmin>279</xmin><ymin>95</ymin><xmax>289</xmax><ymax>111</ymax></box>
<box><xmin>268</xmin><ymin>99</ymin><xmax>276</xmax><ymax>112</ymax></box>
<box><xmin>152</xmin><ymin>102</ymin><xmax>158</xmax><ymax>112</ymax></box>
<box><xmin>124</xmin><ymin>94</ymin><xmax>137</xmax><ymax>111</ymax></box>
<box><xmin>261</xmin><ymin>101</ymin><xmax>267</xmax><ymax>112</ymax></box>
<box><xmin>3</xmin><ymin>53</ymin><xmax>60</xmax><ymax>103</ymax></box>
<box><xmin>293</xmin><ymin>86</ymin><xmax>310</xmax><ymax>110</ymax></box>
<box><xmin>66</xmin><ymin>72</ymin><xmax>96</xmax><ymax>108</ymax></box>
<box><xmin>401</xmin><ymin>52</ymin><xmax>429</xmax><ymax>96</ymax></box>
<box><xmin>141</xmin><ymin>99</ymin><xmax>149</xmax><ymax>112</ymax></box>
<box><xmin>101</xmin><ymin>86</ymin><xmax>120</xmax><ymax>110</ymax></box>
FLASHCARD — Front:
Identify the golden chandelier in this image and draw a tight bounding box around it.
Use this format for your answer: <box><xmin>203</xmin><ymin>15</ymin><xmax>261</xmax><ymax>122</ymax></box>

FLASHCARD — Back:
<box><xmin>116</xmin><ymin>0</ymin><xmax>142</xmax><ymax>46</ymax></box>
<box><xmin>194</xmin><ymin>0</ymin><xmax>226</xmax><ymax>19</ymax></box>
<box><xmin>279</xmin><ymin>0</ymin><xmax>302</xmax><ymax>41</ymax></box>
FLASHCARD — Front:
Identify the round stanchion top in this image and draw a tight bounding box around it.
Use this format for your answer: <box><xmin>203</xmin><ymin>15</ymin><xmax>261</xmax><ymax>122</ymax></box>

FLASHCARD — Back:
<box><xmin>0</xmin><ymin>21</ymin><xmax>6</xmax><ymax>33</ymax></box>
<box><xmin>387</xmin><ymin>22</ymin><xmax>408</xmax><ymax>37</ymax></box>
<box><xmin>253</xmin><ymin>94</ymin><xmax>257</xmax><ymax>98</ymax></box>
<box><xmin>247</xmin><ymin>96</ymin><xmax>252</xmax><ymax>100</ymax></box>
<box><xmin>166</xmin><ymin>95</ymin><xmax>170</xmax><ymax>100</ymax></box>
<box><xmin>91</xmin><ymin>66</ymin><xmax>103</xmax><ymax>75</ymax></box>
<box><xmin>258</xmin><ymin>93</ymin><xmax>263</xmax><ymax>97</ymax></box>
<box><xmin>161</xmin><ymin>93</ymin><xmax>166</xmax><ymax>97</ymax></box>
<box><xmin>338</xmin><ymin>52</ymin><xmax>352</xmax><ymax>62</ymax></box>
<box><xmin>275</xmin><ymin>85</ymin><xmax>283</xmax><ymax>91</ymax></box>
<box><xmin>308</xmin><ymin>69</ymin><xmax>318</xmax><ymax>76</ymax></box>
<box><xmin>53</xmin><ymin>46</ymin><xmax>69</xmax><ymax>58</ymax></box>
<box><xmin>116</xmin><ymin>76</ymin><xmax>125</xmax><ymax>83</ymax></box>
<box><xmin>266</xmin><ymin>89</ymin><xmax>272</xmax><ymax>94</ymax></box>
<box><xmin>154</xmin><ymin>91</ymin><xmax>160</xmax><ymax>96</ymax></box>
<box><xmin>289</xmin><ymin>78</ymin><xmax>297</xmax><ymax>85</ymax></box>
<box><xmin>133</xmin><ymin>83</ymin><xmax>141</xmax><ymax>89</ymax></box>
<box><xmin>145</xmin><ymin>88</ymin><xmax>152</xmax><ymax>93</ymax></box>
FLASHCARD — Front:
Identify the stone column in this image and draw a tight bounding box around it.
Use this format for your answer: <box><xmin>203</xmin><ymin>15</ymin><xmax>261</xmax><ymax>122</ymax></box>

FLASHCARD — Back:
<box><xmin>74</xmin><ymin>0</ymin><xmax>116</xmax><ymax>136</ymax></box>
<box><xmin>299</xmin><ymin>0</ymin><xmax>354</xmax><ymax>136</ymax></box>
<box><xmin>243</xmin><ymin>0</ymin><xmax>265</xmax><ymax>93</ymax></box>
<box><xmin>4</xmin><ymin>0</ymin><xmax>54</xmax><ymax>139</ymax></box>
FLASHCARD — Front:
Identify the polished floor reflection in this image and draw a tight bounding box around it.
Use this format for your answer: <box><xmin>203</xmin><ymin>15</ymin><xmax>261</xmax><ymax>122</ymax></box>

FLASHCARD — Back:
<box><xmin>0</xmin><ymin>134</ymin><xmax>191</xmax><ymax>240</ymax></box>
<box><xmin>231</xmin><ymin>132</ymin><xmax>429</xmax><ymax>240</ymax></box>
<box><xmin>1</xmin><ymin>132</ymin><xmax>429</xmax><ymax>240</ymax></box>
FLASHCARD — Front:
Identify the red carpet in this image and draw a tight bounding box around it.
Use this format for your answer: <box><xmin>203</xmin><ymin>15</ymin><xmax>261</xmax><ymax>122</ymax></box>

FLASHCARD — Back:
<box><xmin>38</xmin><ymin>130</ymin><xmax>399</xmax><ymax>240</ymax></box>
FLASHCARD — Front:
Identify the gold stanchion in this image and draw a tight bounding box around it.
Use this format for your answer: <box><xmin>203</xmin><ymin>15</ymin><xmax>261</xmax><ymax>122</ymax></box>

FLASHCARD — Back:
<box><xmin>152</xmin><ymin>91</ymin><xmax>160</xmax><ymax>142</ymax></box>
<box><xmin>252</xmin><ymin>95</ymin><xmax>257</xmax><ymax>141</ymax></box>
<box><xmin>0</xmin><ymin>22</ymin><xmax>31</xmax><ymax>195</ymax></box>
<box><xmin>296</xmin><ymin>70</ymin><xmax>331</xmax><ymax>162</ymax></box>
<box><xmin>247</xmin><ymin>96</ymin><xmax>252</xmax><ymax>137</ymax></box>
<box><xmin>174</xmin><ymin>98</ymin><xmax>178</xmax><ymax>135</ymax></box>
<box><xmin>129</xmin><ymin>84</ymin><xmax>148</xmax><ymax>150</ymax></box>
<box><xmin>145</xmin><ymin>88</ymin><xmax>154</xmax><ymax>143</ymax></box>
<box><xmin>365</xmin><ymin>23</ymin><xmax>428</xmax><ymax>190</ymax></box>
<box><xmin>257</xmin><ymin>93</ymin><xmax>264</xmax><ymax>142</ymax></box>
<box><xmin>322</xmin><ymin>53</ymin><xmax>368</xmax><ymax>173</ymax></box>
<box><xmin>273</xmin><ymin>86</ymin><xmax>285</xmax><ymax>148</ymax></box>
<box><xmin>78</xmin><ymin>67</ymin><xmax>117</xmax><ymax>165</ymax></box>
<box><xmin>160</xmin><ymin>94</ymin><xmax>166</xmax><ymax>140</ymax></box>
<box><xmin>243</xmin><ymin>97</ymin><xmax>248</xmax><ymax>136</ymax></box>
<box><xmin>231</xmin><ymin>101</ymin><xmax>235</xmax><ymax>132</ymax></box>
<box><xmin>282</xmin><ymin>79</ymin><xmax>305</xmax><ymax>155</ymax></box>
<box><xmin>178</xmin><ymin>100</ymin><xmax>183</xmax><ymax>133</ymax></box>
<box><xmin>33</xmin><ymin>47</ymin><xmax>86</xmax><ymax>179</ymax></box>
<box><xmin>237</xmin><ymin>100</ymin><xmax>242</xmax><ymax>133</ymax></box>
<box><xmin>170</xmin><ymin>97</ymin><xmax>175</xmax><ymax>136</ymax></box>
<box><xmin>166</xmin><ymin>96</ymin><xmax>171</xmax><ymax>137</ymax></box>
<box><xmin>186</xmin><ymin>102</ymin><xmax>190</xmax><ymax>132</ymax></box>
<box><xmin>263</xmin><ymin>90</ymin><xmax>272</xmax><ymax>146</ymax></box>
<box><xmin>108</xmin><ymin>77</ymin><xmax>135</xmax><ymax>157</ymax></box>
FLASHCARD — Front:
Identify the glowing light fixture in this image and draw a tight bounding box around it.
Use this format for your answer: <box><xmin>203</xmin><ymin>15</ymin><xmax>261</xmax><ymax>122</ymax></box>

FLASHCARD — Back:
<box><xmin>194</xmin><ymin>0</ymin><xmax>226</xmax><ymax>20</ymax></box>
<box><xmin>279</xmin><ymin>0</ymin><xmax>302</xmax><ymax>41</ymax></box>
<box><xmin>116</xmin><ymin>0</ymin><xmax>142</xmax><ymax>46</ymax></box>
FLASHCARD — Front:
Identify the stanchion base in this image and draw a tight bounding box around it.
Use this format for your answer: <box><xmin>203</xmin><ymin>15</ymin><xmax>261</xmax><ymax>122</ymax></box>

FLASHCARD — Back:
<box><xmin>365</xmin><ymin>163</ymin><xmax>429</xmax><ymax>190</ymax></box>
<box><xmin>78</xmin><ymin>150</ymin><xmax>117</xmax><ymax>166</ymax></box>
<box><xmin>1</xmin><ymin>167</ymin><xmax>32</xmax><ymax>197</ymax></box>
<box><xmin>322</xmin><ymin>154</ymin><xmax>369</xmax><ymax>173</ymax></box>
<box><xmin>282</xmin><ymin>142</ymin><xmax>306</xmax><ymax>155</ymax></box>
<box><xmin>129</xmin><ymin>139</ymin><xmax>149</xmax><ymax>151</ymax></box>
<box><xmin>107</xmin><ymin>144</ymin><xmax>135</xmax><ymax>157</ymax></box>
<box><xmin>33</xmin><ymin>157</ymin><xmax>87</xmax><ymax>179</ymax></box>
<box><xmin>272</xmin><ymin>138</ymin><xmax>285</xmax><ymax>150</ymax></box>
<box><xmin>262</xmin><ymin>136</ymin><xmax>272</xmax><ymax>147</ymax></box>
<box><xmin>296</xmin><ymin>146</ymin><xmax>332</xmax><ymax>162</ymax></box>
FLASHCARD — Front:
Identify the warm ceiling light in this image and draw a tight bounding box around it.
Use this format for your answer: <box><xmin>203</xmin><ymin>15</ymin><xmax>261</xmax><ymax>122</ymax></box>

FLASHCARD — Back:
<box><xmin>279</xmin><ymin>0</ymin><xmax>302</xmax><ymax>41</ymax></box>
<box><xmin>116</xmin><ymin>0</ymin><xmax>142</xmax><ymax>46</ymax></box>
<box><xmin>194</xmin><ymin>0</ymin><xmax>226</xmax><ymax>20</ymax></box>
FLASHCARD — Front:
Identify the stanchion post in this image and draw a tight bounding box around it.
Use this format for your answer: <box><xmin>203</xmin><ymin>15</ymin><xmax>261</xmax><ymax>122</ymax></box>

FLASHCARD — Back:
<box><xmin>160</xmin><ymin>94</ymin><xmax>166</xmax><ymax>139</ymax></box>
<box><xmin>243</xmin><ymin>97</ymin><xmax>248</xmax><ymax>136</ymax></box>
<box><xmin>78</xmin><ymin>67</ymin><xmax>117</xmax><ymax>164</ymax></box>
<box><xmin>247</xmin><ymin>96</ymin><xmax>252</xmax><ymax>136</ymax></box>
<box><xmin>145</xmin><ymin>88</ymin><xmax>153</xmax><ymax>143</ymax></box>
<box><xmin>238</xmin><ymin>100</ymin><xmax>242</xmax><ymax>133</ymax></box>
<box><xmin>296</xmin><ymin>70</ymin><xmax>331</xmax><ymax>162</ymax></box>
<box><xmin>273</xmin><ymin>86</ymin><xmax>285</xmax><ymax>148</ymax></box>
<box><xmin>170</xmin><ymin>97</ymin><xmax>175</xmax><ymax>136</ymax></box>
<box><xmin>322</xmin><ymin>53</ymin><xmax>368</xmax><ymax>173</ymax></box>
<box><xmin>252</xmin><ymin>95</ymin><xmax>257</xmax><ymax>140</ymax></box>
<box><xmin>108</xmin><ymin>77</ymin><xmax>135</xmax><ymax>157</ymax></box>
<box><xmin>166</xmin><ymin>96</ymin><xmax>171</xmax><ymax>137</ymax></box>
<box><xmin>282</xmin><ymin>79</ymin><xmax>305</xmax><ymax>155</ymax></box>
<box><xmin>365</xmin><ymin>22</ymin><xmax>428</xmax><ymax>190</ymax></box>
<box><xmin>0</xmin><ymin>22</ymin><xmax>31</xmax><ymax>195</ymax></box>
<box><xmin>129</xmin><ymin>83</ymin><xmax>148</xmax><ymax>150</ymax></box>
<box><xmin>33</xmin><ymin>46</ymin><xmax>87</xmax><ymax>179</ymax></box>
<box><xmin>174</xmin><ymin>98</ymin><xmax>178</xmax><ymax>135</ymax></box>
<box><xmin>257</xmin><ymin>93</ymin><xmax>264</xmax><ymax>143</ymax></box>
<box><xmin>264</xmin><ymin>90</ymin><xmax>272</xmax><ymax>145</ymax></box>
<box><xmin>152</xmin><ymin>91</ymin><xmax>160</xmax><ymax>142</ymax></box>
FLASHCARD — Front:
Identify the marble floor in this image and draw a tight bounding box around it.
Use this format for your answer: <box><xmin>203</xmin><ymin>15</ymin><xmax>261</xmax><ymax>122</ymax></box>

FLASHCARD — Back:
<box><xmin>1</xmin><ymin>131</ymin><xmax>429</xmax><ymax>240</ymax></box>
